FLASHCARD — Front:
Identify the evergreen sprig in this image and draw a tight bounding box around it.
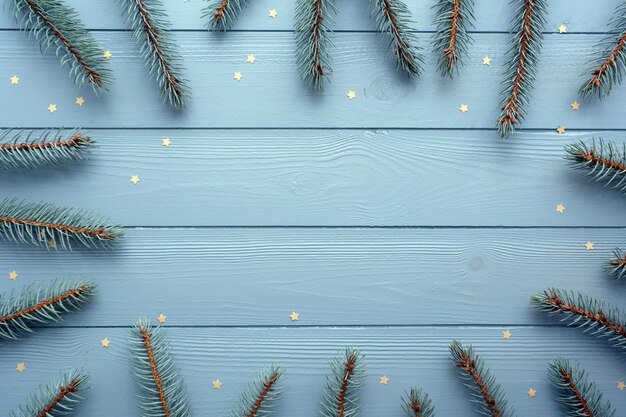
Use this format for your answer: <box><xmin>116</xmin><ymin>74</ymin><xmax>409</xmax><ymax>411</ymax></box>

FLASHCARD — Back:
<box><xmin>606</xmin><ymin>248</ymin><xmax>626</xmax><ymax>280</ymax></box>
<box><xmin>320</xmin><ymin>347</ymin><xmax>365</xmax><ymax>417</ymax></box>
<box><xmin>129</xmin><ymin>317</ymin><xmax>192</xmax><ymax>417</ymax></box>
<box><xmin>531</xmin><ymin>288</ymin><xmax>626</xmax><ymax>351</ymax></box>
<box><xmin>497</xmin><ymin>0</ymin><xmax>548</xmax><ymax>138</ymax></box>
<box><xmin>565</xmin><ymin>139</ymin><xmax>626</xmax><ymax>195</ymax></box>
<box><xmin>230</xmin><ymin>365</ymin><xmax>285</xmax><ymax>417</ymax></box>
<box><xmin>295</xmin><ymin>0</ymin><xmax>336</xmax><ymax>92</ymax></box>
<box><xmin>579</xmin><ymin>1</ymin><xmax>626</xmax><ymax>99</ymax></box>
<box><xmin>369</xmin><ymin>0</ymin><xmax>424</xmax><ymax>77</ymax></box>
<box><xmin>10</xmin><ymin>369</ymin><xmax>89</xmax><ymax>417</ymax></box>
<box><xmin>8</xmin><ymin>0</ymin><xmax>112</xmax><ymax>92</ymax></box>
<box><xmin>548</xmin><ymin>357</ymin><xmax>615</xmax><ymax>417</ymax></box>
<box><xmin>450</xmin><ymin>340</ymin><xmax>517</xmax><ymax>417</ymax></box>
<box><xmin>0</xmin><ymin>129</ymin><xmax>95</xmax><ymax>170</ymax></box>
<box><xmin>203</xmin><ymin>0</ymin><xmax>250</xmax><ymax>31</ymax></box>
<box><xmin>432</xmin><ymin>0</ymin><xmax>475</xmax><ymax>77</ymax></box>
<box><xmin>401</xmin><ymin>388</ymin><xmax>435</xmax><ymax>417</ymax></box>
<box><xmin>0</xmin><ymin>277</ymin><xmax>95</xmax><ymax>342</ymax></box>
<box><xmin>119</xmin><ymin>0</ymin><xmax>190</xmax><ymax>110</ymax></box>
<box><xmin>0</xmin><ymin>198</ymin><xmax>123</xmax><ymax>250</ymax></box>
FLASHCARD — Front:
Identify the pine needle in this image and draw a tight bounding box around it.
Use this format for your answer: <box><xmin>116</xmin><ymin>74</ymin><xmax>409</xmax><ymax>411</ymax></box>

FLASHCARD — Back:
<box><xmin>204</xmin><ymin>0</ymin><xmax>250</xmax><ymax>31</ymax></box>
<box><xmin>229</xmin><ymin>365</ymin><xmax>285</xmax><ymax>417</ymax></box>
<box><xmin>401</xmin><ymin>387</ymin><xmax>435</xmax><ymax>417</ymax></box>
<box><xmin>606</xmin><ymin>248</ymin><xmax>626</xmax><ymax>280</ymax></box>
<box><xmin>432</xmin><ymin>0</ymin><xmax>475</xmax><ymax>77</ymax></box>
<box><xmin>320</xmin><ymin>347</ymin><xmax>365</xmax><ymax>417</ymax></box>
<box><xmin>564</xmin><ymin>138</ymin><xmax>626</xmax><ymax>195</ymax></box>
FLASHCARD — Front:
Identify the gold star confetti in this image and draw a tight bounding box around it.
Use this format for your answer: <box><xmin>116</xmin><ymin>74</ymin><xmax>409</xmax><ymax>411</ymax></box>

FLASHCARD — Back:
<box><xmin>347</xmin><ymin>90</ymin><xmax>357</xmax><ymax>100</ymax></box>
<box><xmin>585</xmin><ymin>241</ymin><xmax>594</xmax><ymax>251</ymax></box>
<box><xmin>268</xmin><ymin>9</ymin><xmax>278</xmax><ymax>18</ymax></box>
<box><xmin>103</xmin><ymin>50</ymin><xmax>112</xmax><ymax>59</ymax></box>
<box><xmin>101</xmin><ymin>338</ymin><xmax>110</xmax><ymax>348</ymax></box>
<box><xmin>10</xmin><ymin>75</ymin><xmax>20</xmax><ymax>85</ymax></box>
<box><xmin>527</xmin><ymin>388</ymin><xmax>536</xmax><ymax>398</ymax></box>
<box><xmin>157</xmin><ymin>313</ymin><xmax>167</xmax><ymax>324</ymax></box>
<box><xmin>247</xmin><ymin>54</ymin><xmax>256</xmax><ymax>64</ymax></box>
<box><xmin>558</xmin><ymin>24</ymin><xmax>567</xmax><ymax>33</ymax></box>
<box><xmin>48</xmin><ymin>240</ymin><xmax>56</xmax><ymax>249</ymax></box>
<box><xmin>618</xmin><ymin>381</ymin><xmax>625</xmax><ymax>391</ymax></box>
<box><xmin>162</xmin><ymin>137</ymin><xmax>172</xmax><ymax>147</ymax></box>
<box><xmin>459</xmin><ymin>104</ymin><xmax>469</xmax><ymax>113</ymax></box>
<box><xmin>482</xmin><ymin>56</ymin><xmax>491</xmax><ymax>65</ymax></box>
<box><xmin>557</xmin><ymin>125</ymin><xmax>566</xmax><ymax>134</ymax></box>
<box><xmin>233</xmin><ymin>72</ymin><xmax>243</xmax><ymax>81</ymax></box>
<box><xmin>75</xmin><ymin>96</ymin><xmax>85</xmax><ymax>106</ymax></box>
<box><xmin>571</xmin><ymin>101</ymin><xmax>580</xmax><ymax>110</ymax></box>
<box><xmin>130</xmin><ymin>175</ymin><xmax>140</xmax><ymax>185</ymax></box>
<box><xmin>502</xmin><ymin>330</ymin><xmax>511</xmax><ymax>340</ymax></box>
<box><xmin>48</xmin><ymin>104</ymin><xmax>57</xmax><ymax>113</ymax></box>
<box><xmin>212</xmin><ymin>379</ymin><xmax>222</xmax><ymax>389</ymax></box>
<box><xmin>556</xmin><ymin>203</ymin><xmax>565</xmax><ymax>213</ymax></box>
<box><xmin>289</xmin><ymin>312</ymin><xmax>299</xmax><ymax>321</ymax></box>
<box><xmin>379</xmin><ymin>375</ymin><xmax>389</xmax><ymax>385</ymax></box>
<box><xmin>16</xmin><ymin>363</ymin><xmax>25</xmax><ymax>372</ymax></box>
<box><xmin>8</xmin><ymin>271</ymin><xmax>18</xmax><ymax>280</ymax></box>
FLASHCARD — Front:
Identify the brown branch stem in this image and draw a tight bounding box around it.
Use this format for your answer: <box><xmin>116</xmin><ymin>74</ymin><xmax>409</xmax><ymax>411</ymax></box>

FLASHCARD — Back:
<box><xmin>558</xmin><ymin>368</ymin><xmax>594</xmax><ymax>417</ymax></box>
<box><xmin>0</xmin><ymin>285</ymin><xmax>91</xmax><ymax>324</ymax></box>
<box><xmin>140</xmin><ymin>326</ymin><xmax>171</xmax><ymax>417</ymax></box>
<box><xmin>456</xmin><ymin>351</ymin><xmax>502</xmax><ymax>417</ymax></box>
<box><xmin>35</xmin><ymin>379</ymin><xmax>81</xmax><ymax>417</ymax></box>
<box><xmin>0</xmin><ymin>217</ymin><xmax>111</xmax><ymax>239</ymax></box>
<box><xmin>0</xmin><ymin>133</ymin><xmax>90</xmax><ymax>152</ymax></box>
<box><xmin>337</xmin><ymin>353</ymin><xmax>357</xmax><ymax>417</ymax></box>
<box><xmin>244</xmin><ymin>371</ymin><xmax>281</xmax><ymax>417</ymax></box>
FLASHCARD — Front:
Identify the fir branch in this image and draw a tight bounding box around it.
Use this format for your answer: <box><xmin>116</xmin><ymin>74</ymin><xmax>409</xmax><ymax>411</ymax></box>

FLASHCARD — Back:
<box><xmin>565</xmin><ymin>139</ymin><xmax>626</xmax><ymax>195</ymax></box>
<box><xmin>531</xmin><ymin>288</ymin><xmax>626</xmax><ymax>351</ymax></box>
<box><xmin>295</xmin><ymin>0</ymin><xmax>336</xmax><ymax>92</ymax></box>
<box><xmin>450</xmin><ymin>340</ymin><xmax>517</xmax><ymax>417</ymax></box>
<box><xmin>497</xmin><ymin>0</ymin><xmax>548</xmax><ymax>138</ymax></box>
<box><xmin>10</xmin><ymin>369</ymin><xmax>89</xmax><ymax>417</ymax></box>
<box><xmin>230</xmin><ymin>365</ymin><xmax>285</xmax><ymax>417</ymax></box>
<box><xmin>606</xmin><ymin>248</ymin><xmax>626</xmax><ymax>280</ymax></box>
<box><xmin>119</xmin><ymin>0</ymin><xmax>190</xmax><ymax>110</ymax></box>
<box><xmin>0</xmin><ymin>277</ymin><xmax>95</xmax><ymax>341</ymax></box>
<box><xmin>401</xmin><ymin>388</ymin><xmax>435</xmax><ymax>417</ymax></box>
<box><xmin>0</xmin><ymin>129</ymin><xmax>94</xmax><ymax>170</ymax></box>
<box><xmin>203</xmin><ymin>0</ymin><xmax>250</xmax><ymax>31</ymax></box>
<box><xmin>8</xmin><ymin>0</ymin><xmax>112</xmax><ymax>92</ymax></box>
<box><xmin>320</xmin><ymin>347</ymin><xmax>365</xmax><ymax>417</ymax></box>
<box><xmin>432</xmin><ymin>0</ymin><xmax>475</xmax><ymax>77</ymax></box>
<box><xmin>548</xmin><ymin>357</ymin><xmax>616</xmax><ymax>417</ymax></box>
<box><xmin>369</xmin><ymin>0</ymin><xmax>424</xmax><ymax>77</ymax></box>
<box><xmin>129</xmin><ymin>317</ymin><xmax>192</xmax><ymax>417</ymax></box>
<box><xmin>579</xmin><ymin>2</ymin><xmax>626</xmax><ymax>99</ymax></box>
<box><xmin>0</xmin><ymin>198</ymin><xmax>123</xmax><ymax>250</ymax></box>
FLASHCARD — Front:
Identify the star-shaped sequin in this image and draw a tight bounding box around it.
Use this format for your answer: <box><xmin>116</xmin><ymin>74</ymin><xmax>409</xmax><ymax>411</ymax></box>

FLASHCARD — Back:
<box><xmin>101</xmin><ymin>338</ymin><xmax>110</xmax><ymax>348</ymax></box>
<box><xmin>379</xmin><ymin>375</ymin><xmax>389</xmax><ymax>385</ymax></box>
<box><xmin>503</xmin><ymin>330</ymin><xmax>511</xmax><ymax>340</ymax></box>
<box><xmin>75</xmin><ymin>96</ymin><xmax>85</xmax><ymax>106</ymax></box>
<box><xmin>212</xmin><ymin>379</ymin><xmax>222</xmax><ymax>389</ymax></box>
<box><xmin>482</xmin><ymin>56</ymin><xmax>491</xmax><ymax>65</ymax></box>
<box><xmin>558</xmin><ymin>24</ymin><xmax>567</xmax><ymax>33</ymax></box>
<box><xmin>571</xmin><ymin>101</ymin><xmax>580</xmax><ymax>110</ymax></box>
<box><xmin>585</xmin><ymin>241</ymin><xmax>594</xmax><ymax>251</ymax></box>
<box><xmin>347</xmin><ymin>90</ymin><xmax>356</xmax><ymax>100</ymax></box>
<box><xmin>162</xmin><ymin>138</ymin><xmax>172</xmax><ymax>147</ymax></box>
<box><xmin>8</xmin><ymin>271</ymin><xmax>18</xmax><ymax>280</ymax></box>
<box><xmin>48</xmin><ymin>104</ymin><xmax>57</xmax><ymax>113</ymax></box>
<box><xmin>290</xmin><ymin>312</ymin><xmax>299</xmax><ymax>321</ymax></box>
<box><xmin>618</xmin><ymin>381</ymin><xmax>625</xmax><ymax>391</ymax></box>
<box><xmin>10</xmin><ymin>75</ymin><xmax>19</xmax><ymax>85</ymax></box>
<box><xmin>247</xmin><ymin>54</ymin><xmax>256</xmax><ymax>64</ymax></box>
<box><xmin>157</xmin><ymin>313</ymin><xmax>167</xmax><ymax>324</ymax></box>
<box><xmin>556</xmin><ymin>204</ymin><xmax>565</xmax><ymax>214</ymax></box>
<box><xmin>459</xmin><ymin>104</ymin><xmax>469</xmax><ymax>113</ymax></box>
<box><xmin>233</xmin><ymin>72</ymin><xmax>243</xmax><ymax>81</ymax></box>
<box><xmin>16</xmin><ymin>363</ymin><xmax>25</xmax><ymax>372</ymax></box>
<box><xmin>130</xmin><ymin>175</ymin><xmax>140</xmax><ymax>185</ymax></box>
<box><xmin>557</xmin><ymin>126</ymin><xmax>566</xmax><ymax>134</ymax></box>
<box><xmin>527</xmin><ymin>388</ymin><xmax>536</xmax><ymax>398</ymax></box>
<box><xmin>268</xmin><ymin>9</ymin><xmax>278</xmax><ymax>18</ymax></box>
<box><xmin>103</xmin><ymin>50</ymin><xmax>112</xmax><ymax>59</ymax></box>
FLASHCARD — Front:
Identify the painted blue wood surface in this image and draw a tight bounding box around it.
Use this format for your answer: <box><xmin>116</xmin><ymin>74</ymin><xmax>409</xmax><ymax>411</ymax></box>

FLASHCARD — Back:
<box><xmin>1</xmin><ymin>1</ymin><xmax>626</xmax><ymax>417</ymax></box>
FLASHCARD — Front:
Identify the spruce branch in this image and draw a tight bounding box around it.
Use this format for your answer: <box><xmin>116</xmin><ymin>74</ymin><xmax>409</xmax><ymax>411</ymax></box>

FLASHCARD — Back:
<box><xmin>369</xmin><ymin>0</ymin><xmax>424</xmax><ymax>77</ymax></box>
<box><xmin>450</xmin><ymin>340</ymin><xmax>517</xmax><ymax>417</ymax></box>
<box><xmin>230</xmin><ymin>365</ymin><xmax>285</xmax><ymax>417</ymax></box>
<box><xmin>203</xmin><ymin>0</ymin><xmax>250</xmax><ymax>31</ymax></box>
<box><xmin>432</xmin><ymin>0</ymin><xmax>475</xmax><ymax>77</ymax></box>
<box><xmin>531</xmin><ymin>288</ymin><xmax>626</xmax><ymax>351</ymax></box>
<box><xmin>0</xmin><ymin>198</ymin><xmax>123</xmax><ymax>250</ymax></box>
<box><xmin>579</xmin><ymin>2</ymin><xmax>626</xmax><ymax>99</ymax></box>
<box><xmin>0</xmin><ymin>129</ymin><xmax>94</xmax><ymax>170</ymax></box>
<box><xmin>606</xmin><ymin>248</ymin><xmax>626</xmax><ymax>280</ymax></box>
<box><xmin>497</xmin><ymin>0</ymin><xmax>548</xmax><ymax>138</ymax></box>
<box><xmin>565</xmin><ymin>139</ymin><xmax>626</xmax><ymax>195</ymax></box>
<box><xmin>119</xmin><ymin>0</ymin><xmax>190</xmax><ymax>110</ymax></box>
<box><xmin>129</xmin><ymin>317</ymin><xmax>192</xmax><ymax>417</ymax></box>
<box><xmin>8</xmin><ymin>0</ymin><xmax>112</xmax><ymax>92</ymax></box>
<box><xmin>295</xmin><ymin>0</ymin><xmax>336</xmax><ymax>92</ymax></box>
<box><xmin>10</xmin><ymin>369</ymin><xmax>89</xmax><ymax>417</ymax></box>
<box><xmin>548</xmin><ymin>357</ymin><xmax>616</xmax><ymax>417</ymax></box>
<box><xmin>0</xmin><ymin>277</ymin><xmax>95</xmax><ymax>342</ymax></box>
<box><xmin>320</xmin><ymin>347</ymin><xmax>365</xmax><ymax>417</ymax></box>
<box><xmin>401</xmin><ymin>388</ymin><xmax>435</xmax><ymax>417</ymax></box>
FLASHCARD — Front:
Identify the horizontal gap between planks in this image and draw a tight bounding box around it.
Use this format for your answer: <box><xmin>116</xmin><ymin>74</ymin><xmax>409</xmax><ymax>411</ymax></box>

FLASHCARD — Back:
<box><xmin>2</xmin><ymin>127</ymin><xmax>625</xmax><ymax>132</ymax></box>
<box><xmin>117</xmin><ymin>225</ymin><xmax>626</xmax><ymax>229</ymax></box>
<box><xmin>32</xmin><ymin>324</ymin><xmax>570</xmax><ymax>330</ymax></box>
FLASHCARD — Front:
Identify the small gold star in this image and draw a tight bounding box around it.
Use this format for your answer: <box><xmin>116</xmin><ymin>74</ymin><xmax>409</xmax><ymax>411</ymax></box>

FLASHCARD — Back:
<box><xmin>289</xmin><ymin>312</ymin><xmax>299</xmax><ymax>321</ymax></box>
<box><xmin>379</xmin><ymin>375</ymin><xmax>389</xmax><ymax>385</ymax></box>
<box><xmin>585</xmin><ymin>241</ymin><xmax>594</xmax><ymax>251</ymax></box>
<box><xmin>482</xmin><ymin>56</ymin><xmax>491</xmax><ymax>65</ymax></box>
<box><xmin>556</xmin><ymin>203</ymin><xmax>565</xmax><ymax>214</ymax></box>
<box><xmin>48</xmin><ymin>240</ymin><xmax>56</xmax><ymax>249</ymax></box>
<box><xmin>130</xmin><ymin>175</ymin><xmax>140</xmax><ymax>185</ymax></box>
<box><xmin>233</xmin><ymin>72</ymin><xmax>243</xmax><ymax>81</ymax></box>
<box><xmin>16</xmin><ymin>363</ymin><xmax>25</xmax><ymax>372</ymax></box>
<box><xmin>618</xmin><ymin>381</ymin><xmax>625</xmax><ymax>391</ymax></box>
<box><xmin>558</xmin><ymin>24</ymin><xmax>567</xmax><ymax>33</ymax></box>
<box><xmin>347</xmin><ymin>90</ymin><xmax>357</xmax><ymax>100</ymax></box>
<box><xmin>268</xmin><ymin>9</ymin><xmax>278</xmax><ymax>18</ymax></box>
<box><xmin>557</xmin><ymin>125</ymin><xmax>566</xmax><ymax>134</ymax></box>
<box><xmin>527</xmin><ymin>388</ymin><xmax>536</xmax><ymax>398</ymax></box>
<box><xmin>101</xmin><ymin>338</ymin><xmax>110</xmax><ymax>348</ymax></box>
<box><xmin>162</xmin><ymin>137</ymin><xmax>172</xmax><ymax>147</ymax></box>
<box><xmin>459</xmin><ymin>104</ymin><xmax>469</xmax><ymax>113</ymax></box>
<box><xmin>10</xmin><ymin>75</ymin><xmax>19</xmax><ymax>85</ymax></box>
<box><xmin>48</xmin><ymin>104</ymin><xmax>57</xmax><ymax>113</ymax></box>
<box><xmin>75</xmin><ymin>96</ymin><xmax>85</xmax><ymax>106</ymax></box>
<box><xmin>212</xmin><ymin>379</ymin><xmax>222</xmax><ymax>389</ymax></box>
<box><xmin>571</xmin><ymin>101</ymin><xmax>580</xmax><ymax>110</ymax></box>
<box><xmin>502</xmin><ymin>330</ymin><xmax>511</xmax><ymax>340</ymax></box>
<box><xmin>247</xmin><ymin>54</ymin><xmax>256</xmax><ymax>64</ymax></box>
<box><xmin>8</xmin><ymin>271</ymin><xmax>18</xmax><ymax>280</ymax></box>
<box><xmin>103</xmin><ymin>50</ymin><xmax>112</xmax><ymax>59</ymax></box>
<box><xmin>157</xmin><ymin>313</ymin><xmax>167</xmax><ymax>324</ymax></box>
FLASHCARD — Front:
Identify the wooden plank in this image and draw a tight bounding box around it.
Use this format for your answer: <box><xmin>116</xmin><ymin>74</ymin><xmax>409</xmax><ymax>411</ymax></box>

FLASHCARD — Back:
<box><xmin>1</xmin><ymin>227</ymin><xmax>625</xmax><ymax>326</ymax></box>
<box><xmin>1</xmin><ymin>327</ymin><xmax>624</xmax><ymax>417</ymax></box>
<box><xmin>1</xmin><ymin>32</ymin><xmax>624</xmax><ymax>129</ymax></box>
<box><xmin>1</xmin><ymin>130</ymin><xmax>624</xmax><ymax>227</ymax></box>
<box><xmin>0</xmin><ymin>0</ymin><xmax>617</xmax><ymax>32</ymax></box>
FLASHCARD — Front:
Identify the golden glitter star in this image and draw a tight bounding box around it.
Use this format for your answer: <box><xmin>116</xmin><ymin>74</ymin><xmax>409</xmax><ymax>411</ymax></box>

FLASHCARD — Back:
<box><xmin>10</xmin><ymin>75</ymin><xmax>20</xmax><ymax>85</ymax></box>
<box><xmin>459</xmin><ymin>104</ymin><xmax>469</xmax><ymax>113</ymax></box>
<box><xmin>75</xmin><ymin>96</ymin><xmax>85</xmax><ymax>106</ymax></box>
<box><xmin>8</xmin><ymin>271</ymin><xmax>18</xmax><ymax>280</ymax></box>
<box><xmin>289</xmin><ymin>312</ymin><xmax>299</xmax><ymax>321</ymax></box>
<box><xmin>557</xmin><ymin>125</ymin><xmax>566</xmax><ymax>134</ymax></box>
<box><xmin>618</xmin><ymin>381</ymin><xmax>625</xmax><ymax>391</ymax></box>
<box><xmin>48</xmin><ymin>104</ymin><xmax>57</xmax><ymax>113</ymax></box>
<box><xmin>482</xmin><ymin>56</ymin><xmax>491</xmax><ymax>65</ymax></box>
<box><xmin>233</xmin><ymin>72</ymin><xmax>243</xmax><ymax>81</ymax></box>
<box><xmin>556</xmin><ymin>203</ymin><xmax>565</xmax><ymax>213</ymax></box>
<box><xmin>379</xmin><ymin>375</ymin><xmax>389</xmax><ymax>385</ymax></box>
<box><xmin>502</xmin><ymin>330</ymin><xmax>511</xmax><ymax>340</ymax></box>
<box><xmin>347</xmin><ymin>90</ymin><xmax>357</xmax><ymax>100</ymax></box>
<box><xmin>162</xmin><ymin>137</ymin><xmax>172</xmax><ymax>147</ymax></box>
<box><xmin>101</xmin><ymin>338</ymin><xmax>110</xmax><ymax>348</ymax></box>
<box><xmin>585</xmin><ymin>241</ymin><xmax>594</xmax><ymax>251</ymax></box>
<box><xmin>527</xmin><ymin>388</ymin><xmax>536</xmax><ymax>398</ymax></box>
<box><xmin>130</xmin><ymin>175</ymin><xmax>140</xmax><ymax>185</ymax></box>
<box><xmin>48</xmin><ymin>240</ymin><xmax>56</xmax><ymax>249</ymax></box>
<box><xmin>157</xmin><ymin>313</ymin><xmax>167</xmax><ymax>324</ymax></box>
<box><xmin>212</xmin><ymin>379</ymin><xmax>222</xmax><ymax>389</ymax></box>
<box><xmin>268</xmin><ymin>9</ymin><xmax>278</xmax><ymax>18</ymax></box>
<box><xmin>103</xmin><ymin>50</ymin><xmax>112</xmax><ymax>59</ymax></box>
<box><xmin>247</xmin><ymin>54</ymin><xmax>256</xmax><ymax>64</ymax></box>
<box><xmin>16</xmin><ymin>363</ymin><xmax>25</xmax><ymax>372</ymax></box>
<box><xmin>571</xmin><ymin>101</ymin><xmax>580</xmax><ymax>110</ymax></box>
<box><xmin>558</xmin><ymin>24</ymin><xmax>567</xmax><ymax>33</ymax></box>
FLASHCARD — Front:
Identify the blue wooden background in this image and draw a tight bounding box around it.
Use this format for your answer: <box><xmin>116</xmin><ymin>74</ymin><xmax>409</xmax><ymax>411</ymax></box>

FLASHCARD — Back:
<box><xmin>1</xmin><ymin>0</ymin><xmax>626</xmax><ymax>416</ymax></box>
